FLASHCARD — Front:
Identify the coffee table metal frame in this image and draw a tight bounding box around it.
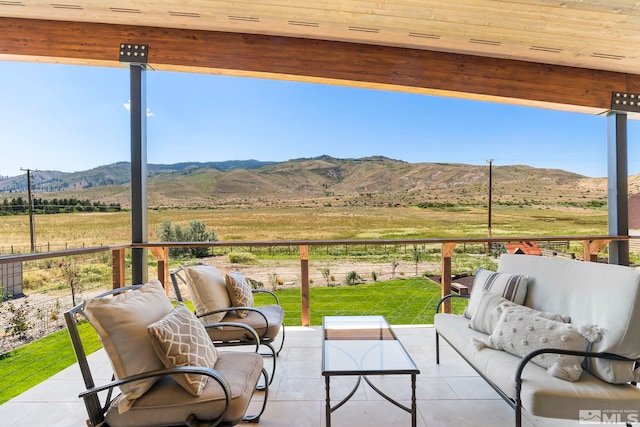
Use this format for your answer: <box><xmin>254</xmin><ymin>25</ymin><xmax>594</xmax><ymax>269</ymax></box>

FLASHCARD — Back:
<box><xmin>321</xmin><ymin>315</ymin><xmax>420</xmax><ymax>427</ymax></box>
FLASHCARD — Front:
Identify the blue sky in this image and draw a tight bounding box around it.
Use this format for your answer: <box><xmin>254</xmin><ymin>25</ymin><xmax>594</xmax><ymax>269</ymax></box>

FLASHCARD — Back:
<box><xmin>1</xmin><ymin>61</ymin><xmax>638</xmax><ymax>179</ymax></box>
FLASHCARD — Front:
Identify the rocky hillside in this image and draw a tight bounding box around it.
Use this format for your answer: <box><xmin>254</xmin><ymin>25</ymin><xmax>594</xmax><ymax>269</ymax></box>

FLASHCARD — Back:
<box><xmin>0</xmin><ymin>155</ymin><xmax>623</xmax><ymax>208</ymax></box>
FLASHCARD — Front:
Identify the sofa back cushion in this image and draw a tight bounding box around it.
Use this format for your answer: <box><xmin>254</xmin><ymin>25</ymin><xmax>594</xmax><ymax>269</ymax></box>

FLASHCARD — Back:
<box><xmin>497</xmin><ymin>254</ymin><xmax>640</xmax><ymax>383</ymax></box>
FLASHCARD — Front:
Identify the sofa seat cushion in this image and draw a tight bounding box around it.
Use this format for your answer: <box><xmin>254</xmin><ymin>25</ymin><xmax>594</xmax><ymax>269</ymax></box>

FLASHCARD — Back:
<box><xmin>209</xmin><ymin>305</ymin><xmax>284</xmax><ymax>343</ymax></box>
<box><xmin>435</xmin><ymin>313</ymin><xmax>640</xmax><ymax>419</ymax></box>
<box><xmin>105</xmin><ymin>351</ymin><xmax>264</xmax><ymax>427</ymax></box>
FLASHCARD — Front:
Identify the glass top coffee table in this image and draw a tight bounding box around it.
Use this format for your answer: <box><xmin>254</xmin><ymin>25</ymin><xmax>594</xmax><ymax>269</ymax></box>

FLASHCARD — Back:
<box><xmin>321</xmin><ymin>315</ymin><xmax>420</xmax><ymax>426</ymax></box>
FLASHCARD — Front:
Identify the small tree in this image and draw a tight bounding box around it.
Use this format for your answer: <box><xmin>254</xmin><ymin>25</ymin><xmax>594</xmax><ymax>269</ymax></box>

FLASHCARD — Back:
<box><xmin>60</xmin><ymin>257</ymin><xmax>82</xmax><ymax>306</ymax></box>
<box><xmin>320</xmin><ymin>268</ymin><xmax>331</xmax><ymax>286</ymax></box>
<box><xmin>5</xmin><ymin>299</ymin><xmax>32</xmax><ymax>341</ymax></box>
<box><xmin>412</xmin><ymin>245</ymin><xmax>421</xmax><ymax>276</ymax></box>
<box><xmin>391</xmin><ymin>259</ymin><xmax>400</xmax><ymax>278</ymax></box>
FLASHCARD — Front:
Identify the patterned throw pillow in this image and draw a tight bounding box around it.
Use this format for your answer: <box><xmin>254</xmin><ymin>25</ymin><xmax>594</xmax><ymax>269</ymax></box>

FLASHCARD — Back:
<box><xmin>147</xmin><ymin>303</ymin><xmax>218</xmax><ymax>396</ymax></box>
<box><xmin>225</xmin><ymin>269</ymin><xmax>254</xmax><ymax>318</ymax></box>
<box><xmin>474</xmin><ymin>305</ymin><xmax>602</xmax><ymax>382</ymax></box>
<box><xmin>463</xmin><ymin>267</ymin><xmax>528</xmax><ymax>319</ymax></box>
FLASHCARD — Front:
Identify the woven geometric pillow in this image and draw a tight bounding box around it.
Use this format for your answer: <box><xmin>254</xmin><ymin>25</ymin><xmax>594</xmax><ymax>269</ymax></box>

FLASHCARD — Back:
<box><xmin>463</xmin><ymin>267</ymin><xmax>528</xmax><ymax>319</ymax></box>
<box><xmin>225</xmin><ymin>269</ymin><xmax>254</xmax><ymax>318</ymax></box>
<box><xmin>147</xmin><ymin>303</ymin><xmax>218</xmax><ymax>396</ymax></box>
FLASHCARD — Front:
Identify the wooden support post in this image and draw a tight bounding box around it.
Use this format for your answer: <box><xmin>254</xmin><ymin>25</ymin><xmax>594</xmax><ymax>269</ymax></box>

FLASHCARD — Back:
<box><xmin>299</xmin><ymin>245</ymin><xmax>310</xmax><ymax>327</ymax></box>
<box><xmin>149</xmin><ymin>246</ymin><xmax>169</xmax><ymax>292</ymax></box>
<box><xmin>583</xmin><ymin>239</ymin><xmax>611</xmax><ymax>263</ymax></box>
<box><xmin>441</xmin><ymin>243</ymin><xmax>456</xmax><ymax>313</ymax></box>
<box><xmin>112</xmin><ymin>248</ymin><xmax>126</xmax><ymax>289</ymax></box>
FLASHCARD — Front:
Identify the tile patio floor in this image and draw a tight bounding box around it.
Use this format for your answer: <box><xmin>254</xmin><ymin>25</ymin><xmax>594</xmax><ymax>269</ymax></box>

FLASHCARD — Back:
<box><xmin>0</xmin><ymin>325</ymin><xmax>587</xmax><ymax>426</ymax></box>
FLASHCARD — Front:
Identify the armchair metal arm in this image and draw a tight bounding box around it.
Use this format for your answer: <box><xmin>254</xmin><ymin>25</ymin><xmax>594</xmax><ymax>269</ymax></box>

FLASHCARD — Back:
<box><xmin>435</xmin><ymin>293</ymin><xmax>470</xmax><ymax>314</ymax></box>
<box><xmin>203</xmin><ymin>321</ymin><xmax>261</xmax><ymax>352</ymax></box>
<box><xmin>251</xmin><ymin>289</ymin><xmax>280</xmax><ymax>305</ymax></box>
<box><xmin>197</xmin><ymin>307</ymin><xmax>271</xmax><ymax>340</ymax></box>
<box><xmin>78</xmin><ymin>365</ymin><xmax>231</xmax><ymax>401</ymax></box>
<box><xmin>515</xmin><ymin>348</ymin><xmax>635</xmax><ymax>387</ymax></box>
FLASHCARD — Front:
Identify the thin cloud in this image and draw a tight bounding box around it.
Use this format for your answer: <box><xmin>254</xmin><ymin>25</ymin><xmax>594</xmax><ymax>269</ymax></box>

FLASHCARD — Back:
<box><xmin>123</xmin><ymin>100</ymin><xmax>154</xmax><ymax>117</ymax></box>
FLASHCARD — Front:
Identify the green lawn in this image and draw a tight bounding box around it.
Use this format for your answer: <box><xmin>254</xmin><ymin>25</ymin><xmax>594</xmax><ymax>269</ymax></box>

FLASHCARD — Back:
<box><xmin>0</xmin><ymin>277</ymin><xmax>465</xmax><ymax>405</ymax></box>
<box><xmin>0</xmin><ymin>322</ymin><xmax>101</xmax><ymax>405</ymax></box>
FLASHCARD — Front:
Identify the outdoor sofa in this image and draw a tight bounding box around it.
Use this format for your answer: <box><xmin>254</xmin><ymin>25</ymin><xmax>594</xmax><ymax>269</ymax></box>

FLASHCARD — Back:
<box><xmin>434</xmin><ymin>253</ymin><xmax>640</xmax><ymax>426</ymax></box>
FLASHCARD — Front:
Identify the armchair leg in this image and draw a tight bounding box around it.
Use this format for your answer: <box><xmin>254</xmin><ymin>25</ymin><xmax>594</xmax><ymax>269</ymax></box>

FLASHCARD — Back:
<box><xmin>435</xmin><ymin>332</ymin><xmax>440</xmax><ymax>364</ymax></box>
<box><xmin>258</xmin><ymin>343</ymin><xmax>277</xmax><ymax>387</ymax></box>
<box><xmin>242</xmin><ymin>368</ymin><xmax>269</xmax><ymax>423</ymax></box>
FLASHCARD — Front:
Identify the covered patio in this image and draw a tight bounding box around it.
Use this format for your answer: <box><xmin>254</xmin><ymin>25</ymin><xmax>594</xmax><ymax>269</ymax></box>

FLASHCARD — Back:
<box><xmin>0</xmin><ymin>324</ymin><xmax>588</xmax><ymax>427</ymax></box>
<box><xmin>1</xmin><ymin>2</ymin><xmax>640</xmax><ymax>426</ymax></box>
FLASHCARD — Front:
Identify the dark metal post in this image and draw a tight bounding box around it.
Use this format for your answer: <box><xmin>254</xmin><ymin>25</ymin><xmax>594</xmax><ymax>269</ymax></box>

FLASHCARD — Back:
<box><xmin>25</xmin><ymin>169</ymin><xmax>36</xmax><ymax>252</ymax></box>
<box><xmin>487</xmin><ymin>159</ymin><xmax>493</xmax><ymax>238</ymax></box>
<box><xmin>607</xmin><ymin>112</ymin><xmax>629</xmax><ymax>266</ymax></box>
<box><xmin>130</xmin><ymin>63</ymin><xmax>148</xmax><ymax>283</ymax></box>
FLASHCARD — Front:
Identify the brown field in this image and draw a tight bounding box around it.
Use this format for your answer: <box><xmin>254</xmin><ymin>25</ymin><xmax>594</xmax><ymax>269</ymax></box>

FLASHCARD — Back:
<box><xmin>0</xmin><ymin>204</ymin><xmax>608</xmax><ymax>251</ymax></box>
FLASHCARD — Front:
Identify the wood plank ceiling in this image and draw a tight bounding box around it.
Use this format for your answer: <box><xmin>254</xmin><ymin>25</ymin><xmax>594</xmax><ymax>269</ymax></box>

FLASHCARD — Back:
<box><xmin>1</xmin><ymin>0</ymin><xmax>640</xmax><ymax>114</ymax></box>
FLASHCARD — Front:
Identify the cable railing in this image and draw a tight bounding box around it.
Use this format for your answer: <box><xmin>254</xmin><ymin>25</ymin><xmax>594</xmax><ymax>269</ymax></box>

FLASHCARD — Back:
<box><xmin>0</xmin><ymin>234</ymin><xmax>630</xmax><ymax>324</ymax></box>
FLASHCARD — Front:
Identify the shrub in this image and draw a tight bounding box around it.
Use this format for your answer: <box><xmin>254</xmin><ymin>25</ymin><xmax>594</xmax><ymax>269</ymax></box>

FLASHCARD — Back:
<box><xmin>157</xmin><ymin>220</ymin><xmax>217</xmax><ymax>258</ymax></box>
<box><xmin>227</xmin><ymin>252</ymin><xmax>258</xmax><ymax>264</ymax></box>
<box><xmin>344</xmin><ymin>271</ymin><xmax>364</xmax><ymax>286</ymax></box>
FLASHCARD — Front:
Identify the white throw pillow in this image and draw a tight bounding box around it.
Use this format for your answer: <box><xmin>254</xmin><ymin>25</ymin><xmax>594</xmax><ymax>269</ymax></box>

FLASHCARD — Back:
<box><xmin>82</xmin><ymin>279</ymin><xmax>174</xmax><ymax>412</ymax></box>
<box><xmin>147</xmin><ymin>303</ymin><xmax>219</xmax><ymax>396</ymax></box>
<box><xmin>475</xmin><ymin>305</ymin><xmax>602</xmax><ymax>381</ymax></box>
<box><xmin>463</xmin><ymin>267</ymin><xmax>528</xmax><ymax>319</ymax></box>
<box><xmin>469</xmin><ymin>292</ymin><xmax>571</xmax><ymax>335</ymax></box>
<box><xmin>185</xmin><ymin>264</ymin><xmax>232</xmax><ymax>324</ymax></box>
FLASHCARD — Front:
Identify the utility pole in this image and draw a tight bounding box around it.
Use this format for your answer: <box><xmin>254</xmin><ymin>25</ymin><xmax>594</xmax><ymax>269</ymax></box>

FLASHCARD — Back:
<box><xmin>20</xmin><ymin>168</ymin><xmax>36</xmax><ymax>252</ymax></box>
<box><xmin>487</xmin><ymin>159</ymin><xmax>493</xmax><ymax>238</ymax></box>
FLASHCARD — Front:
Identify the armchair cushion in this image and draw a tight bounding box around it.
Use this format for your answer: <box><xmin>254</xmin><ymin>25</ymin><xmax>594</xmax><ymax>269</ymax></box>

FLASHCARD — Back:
<box><xmin>105</xmin><ymin>351</ymin><xmax>264</xmax><ymax>426</ymax></box>
<box><xmin>225</xmin><ymin>270</ymin><xmax>254</xmax><ymax>318</ymax></box>
<box><xmin>147</xmin><ymin>303</ymin><xmax>219</xmax><ymax>396</ymax></box>
<box><xmin>185</xmin><ymin>265</ymin><xmax>231</xmax><ymax>324</ymax></box>
<box><xmin>81</xmin><ymin>279</ymin><xmax>173</xmax><ymax>412</ymax></box>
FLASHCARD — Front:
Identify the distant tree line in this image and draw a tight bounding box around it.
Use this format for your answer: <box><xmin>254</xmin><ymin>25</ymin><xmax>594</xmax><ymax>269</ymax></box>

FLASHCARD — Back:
<box><xmin>0</xmin><ymin>197</ymin><xmax>121</xmax><ymax>215</ymax></box>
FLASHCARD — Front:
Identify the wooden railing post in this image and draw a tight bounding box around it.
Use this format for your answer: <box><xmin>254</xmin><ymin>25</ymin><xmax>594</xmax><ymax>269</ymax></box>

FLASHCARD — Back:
<box><xmin>299</xmin><ymin>245</ymin><xmax>310</xmax><ymax>327</ymax></box>
<box><xmin>149</xmin><ymin>246</ymin><xmax>169</xmax><ymax>292</ymax></box>
<box><xmin>440</xmin><ymin>243</ymin><xmax>457</xmax><ymax>313</ymax></box>
<box><xmin>583</xmin><ymin>239</ymin><xmax>610</xmax><ymax>262</ymax></box>
<box><xmin>112</xmin><ymin>248</ymin><xmax>125</xmax><ymax>289</ymax></box>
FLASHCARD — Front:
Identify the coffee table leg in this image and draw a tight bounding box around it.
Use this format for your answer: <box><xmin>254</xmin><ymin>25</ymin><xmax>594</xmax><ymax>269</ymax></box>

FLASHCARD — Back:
<box><xmin>325</xmin><ymin>376</ymin><xmax>331</xmax><ymax>427</ymax></box>
<box><xmin>411</xmin><ymin>374</ymin><xmax>417</xmax><ymax>427</ymax></box>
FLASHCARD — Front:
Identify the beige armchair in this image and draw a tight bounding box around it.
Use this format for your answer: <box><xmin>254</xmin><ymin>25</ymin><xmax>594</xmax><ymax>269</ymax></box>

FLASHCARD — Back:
<box><xmin>65</xmin><ymin>280</ymin><xmax>268</xmax><ymax>427</ymax></box>
<box><xmin>170</xmin><ymin>264</ymin><xmax>285</xmax><ymax>385</ymax></box>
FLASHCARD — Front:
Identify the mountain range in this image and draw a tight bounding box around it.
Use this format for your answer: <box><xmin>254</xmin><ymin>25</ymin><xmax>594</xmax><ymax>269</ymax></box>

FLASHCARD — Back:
<box><xmin>0</xmin><ymin>156</ymin><xmax>633</xmax><ymax>209</ymax></box>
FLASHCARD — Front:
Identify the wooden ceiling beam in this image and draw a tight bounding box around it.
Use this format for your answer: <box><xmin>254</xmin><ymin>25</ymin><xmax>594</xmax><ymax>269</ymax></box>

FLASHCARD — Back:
<box><xmin>0</xmin><ymin>17</ymin><xmax>636</xmax><ymax>114</ymax></box>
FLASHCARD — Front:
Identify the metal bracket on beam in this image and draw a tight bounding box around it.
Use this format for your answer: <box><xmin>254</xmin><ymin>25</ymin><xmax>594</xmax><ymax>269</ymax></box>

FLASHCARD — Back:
<box><xmin>119</xmin><ymin>43</ymin><xmax>149</xmax><ymax>65</ymax></box>
<box><xmin>611</xmin><ymin>91</ymin><xmax>640</xmax><ymax>113</ymax></box>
